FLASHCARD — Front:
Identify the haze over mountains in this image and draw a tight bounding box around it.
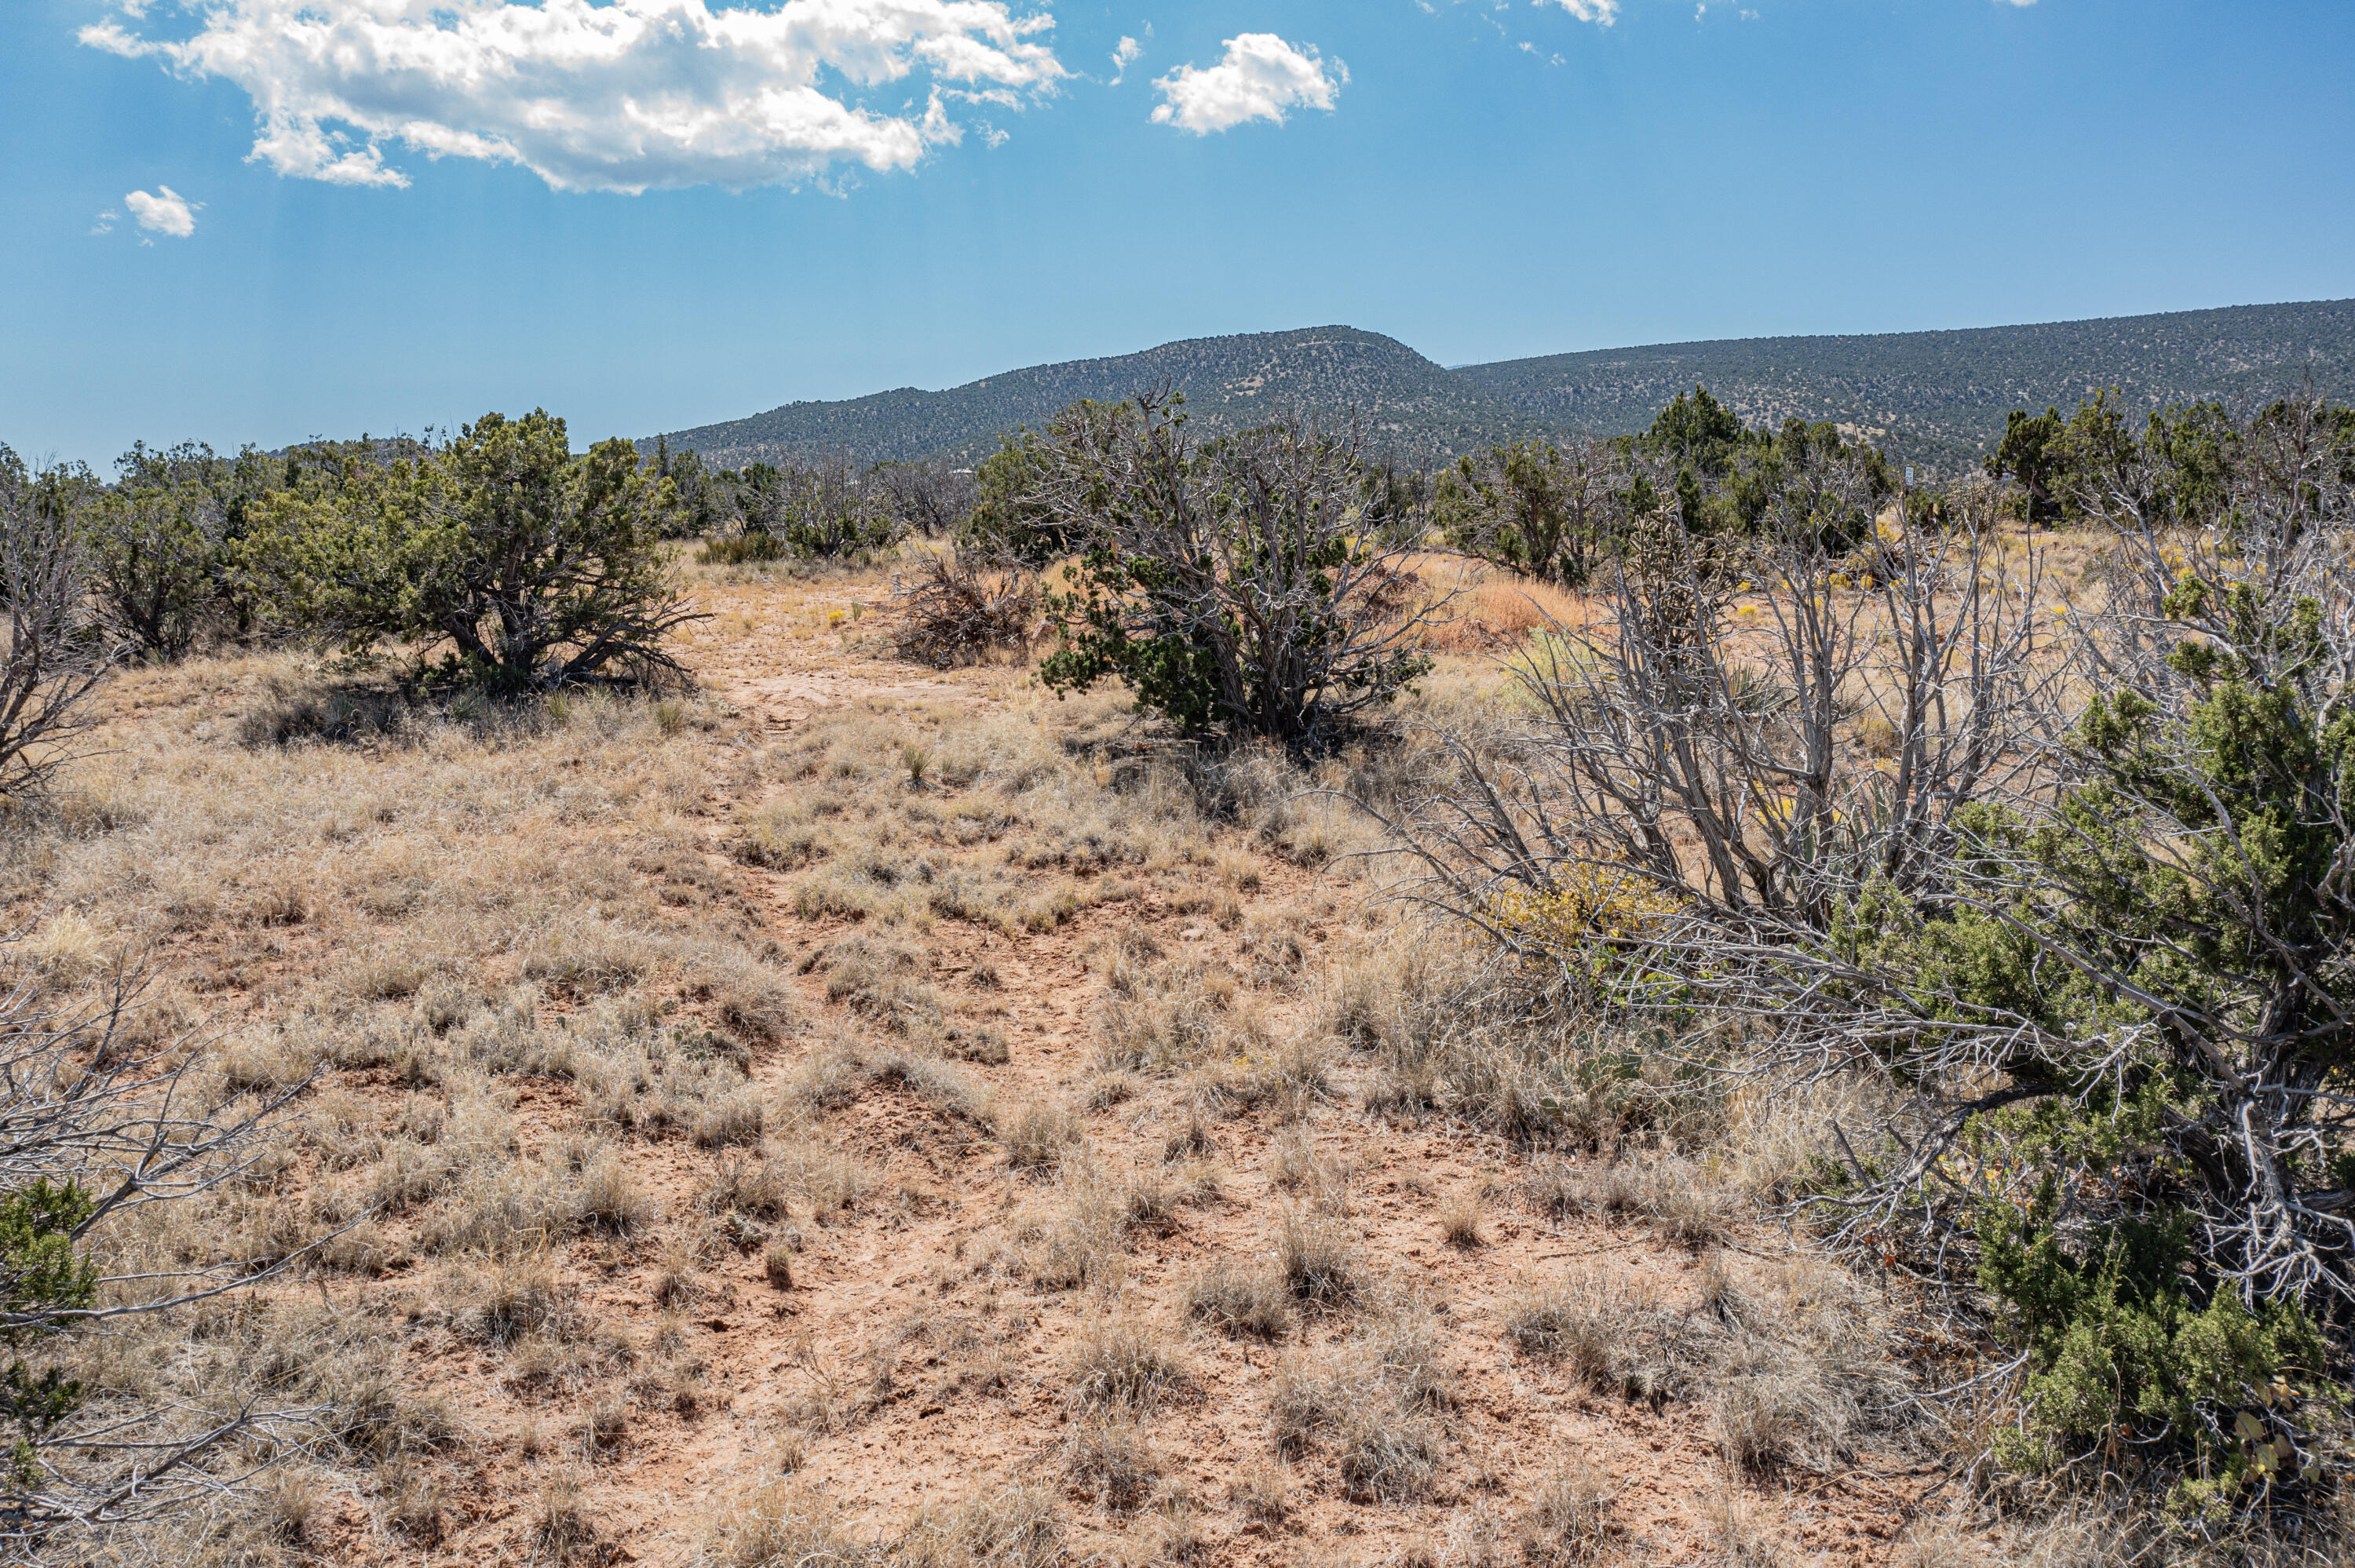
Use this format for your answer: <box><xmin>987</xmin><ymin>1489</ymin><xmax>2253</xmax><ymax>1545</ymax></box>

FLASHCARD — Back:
<box><xmin>651</xmin><ymin>299</ymin><xmax>2355</xmax><ymax>474</ymax></box>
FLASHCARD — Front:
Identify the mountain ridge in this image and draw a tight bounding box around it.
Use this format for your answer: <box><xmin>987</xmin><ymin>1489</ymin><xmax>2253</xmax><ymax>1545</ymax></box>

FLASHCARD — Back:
<box><xmin>650</xmin><ymin>326</ymin><xmax>1557</xmax><ymax>471</ymax></box>
<box><xmin>650</xmin><ymin>299</ymin><xmax>2355</xmax><ymax>474</ymax></box>
<box><xmin>1458</xmin><ymin>298</ymin><xmax>2355</xmax><ymax>469</ymax></box>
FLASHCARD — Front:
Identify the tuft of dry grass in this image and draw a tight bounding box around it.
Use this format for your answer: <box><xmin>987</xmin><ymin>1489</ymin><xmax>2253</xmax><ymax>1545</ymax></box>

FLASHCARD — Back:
<box><xmin>1437</xmin><ymin>1188</ymin><xmax>1485</xmax><ymax>1248</ymax></box>
<box><xmin>1180</xmin><ymin>1261</ymin><xmax>1292</xmax><ymax>1340</ymax></box>
<box><xmin>1225</xmin><ymin>1458</ymin><xmax>1291</xmax><ymax>1526</ymax></box>
<box><xmin>897</xmin><ymin>1479</ymin><xmax>1064</xmax><ymax>1568</ymax></box>
<box><xmin>703</xmin><ymin>1476</ymin><xmax>870</xmax><ymax>1568</ymax></box>
<box><xmin>1060</xmin><ymin>1419</ymin><xmax>1166</xmax><ymax>1513</ymax></box>
<box><xmin>1520</xmin><ymin>1461</ymin><xmax>1620</xmax><ymax>1565</ymax></box>
<box><xmin>1503</xmin><ymin>1271</ymin><xmax>1713</xmax><ymax>1404</ymax></box>
<box><xmin>1265</xmin><ymin>1300</ymin><xmax>1456</xmax><ymax>1505</ymax></box>
<box><xmin>575</xmin><ymin>1142</ymin><xmax>659</xmax><ymax>1234</ymax></box>
<box><xmin>1274</xmin><ymin>1205</ymin><xmax>1364</xmax><ymax>1308</ymax></box>
<box><xmin>534</xmin><ymin>1470</ymin><xmax>598</xmax><ymax>1559</ymax></box>
<box><xmin>1065</xmin><ymin>1315</ymin><xmax>1188</xmax><ymax>1413</ymax></box>
<box><xmin>998</xmin><ymin>1099</ymin><xmax>1082</xmax><ymax>1172</ymax></box>
<box><xmin>1269</xmin><ymin>1355</ymin><xmax>1442</xmax><ymax>1504</ymax></box>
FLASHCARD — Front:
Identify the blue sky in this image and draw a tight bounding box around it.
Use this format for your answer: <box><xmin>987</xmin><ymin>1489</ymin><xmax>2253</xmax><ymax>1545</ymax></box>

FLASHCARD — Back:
<box><xmin>5</xmin><ymin>0</ymin><xmax>2352</xmax><ymax>465</ymax></box>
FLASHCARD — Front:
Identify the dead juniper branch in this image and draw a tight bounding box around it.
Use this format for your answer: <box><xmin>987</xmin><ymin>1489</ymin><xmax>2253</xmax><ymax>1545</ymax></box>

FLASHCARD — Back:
<box><xmin>0</xmin><ymin>448</ymin><xmax>115</xmax><ymax>804</ymax></box>
<box><xmin>887</xmin><ymin>550</ymin><xmax>1038</xmax><ymax>668</ymax></box>
<box><xmin>1371</xmin><ymin>454</ymin><xmax>2062</xmax><ymax>985</ymax></box>
<box><xmin>0</xmin><ymin>957</ymin><xmax>326</xmax><ymax>1553</ymax></box>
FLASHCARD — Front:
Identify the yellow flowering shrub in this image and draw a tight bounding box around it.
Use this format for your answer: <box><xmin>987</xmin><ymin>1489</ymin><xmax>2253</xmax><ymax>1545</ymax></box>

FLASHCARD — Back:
<box><xmin>1486</xmin><ymin>862</ymin><xmax>1682</xmax><ymax>954</ymax></box>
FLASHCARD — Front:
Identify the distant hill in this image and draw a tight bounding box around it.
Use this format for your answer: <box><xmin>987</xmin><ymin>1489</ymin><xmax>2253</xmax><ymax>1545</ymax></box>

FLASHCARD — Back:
<box><xmin>651</xmin><ymin>300</ymin><xmax>2355</xmax><ymax>475</ymax></box>
<box><xmin>652</xmin><ymin>326</ymin><xmax>1552</xmax><ymax>470</ymax></box>
<box><xmin>1457</xmin><ymin>299</ymin><xmax>2355</xmax><ymax>472</ymax></box>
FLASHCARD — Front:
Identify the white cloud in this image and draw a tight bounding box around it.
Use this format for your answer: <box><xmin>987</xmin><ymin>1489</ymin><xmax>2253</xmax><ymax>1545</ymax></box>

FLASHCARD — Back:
<box><xmin>1540</xmin><ymin>0</ymin><xmax>1619</xmax><ymax>24</ymax></box>
<box><xmin>79</xmin><ymin>0</ymin><xmax>1067</xmax><ymax>196</ymax></box>
<box><xmin>1151</xmin><ymin>32</ymin><xmax>1341</xmax><ymax>136</ymax></box>
<box><xmin>125</xmin><ymin>186</ymin><xmax>199</xmax><ymax>237</ymax></box>
<box><xmin>1109</xmin><ymin>35</ymin><xmax>1142</xmax><ymax>84</ymax></box>
<box><xmin>90</xmin><ymin>209</ymin><xmax>120</xmax><ymax>236</ymax></box>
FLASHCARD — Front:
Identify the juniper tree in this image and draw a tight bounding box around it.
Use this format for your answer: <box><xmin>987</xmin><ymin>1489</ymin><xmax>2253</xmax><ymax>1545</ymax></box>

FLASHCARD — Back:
<box><xmin>255</xmin><ymin>410</ymin><xmax>701</xmax><ymax>692</ymax></box>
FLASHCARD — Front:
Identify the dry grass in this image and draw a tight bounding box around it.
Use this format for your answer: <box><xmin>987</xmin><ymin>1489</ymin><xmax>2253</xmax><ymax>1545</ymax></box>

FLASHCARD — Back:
<box><xmin>0</xmin><ymin>568</ymin><xmax>2006</xmax><ymax>1565</ymax></box>
<box><xmin>703</xmin><ymin>1476</ymin><xmax>870</xmax><ymax>1568</ymax></box>
<box><xmin>1060</xmin><ymin>1419</ymin><xmax>1167</xmax><ymax>1512</ymax></box>
<box><xmin>1437</xmin><ymin>1188</ymin><xmax>1485</xmax><ymax>1248</ymax></box>
<box><xmin>1503</xmin><ymin>1271</ymin><xmax>1714</xmax><ymax>1402</ymax></box>
<box><xmin>897</xmin><ymin>1479</ymin><xmax>1064</xmax><ymax>1568</ymax></box>
<box><xmin>1267</xmin><ymin>1333</ymin><xmax>1445</xmax><ymax>1504</ymax></box>
<box><xmin>534</xmin><ymin>1470</ymin><xmax>598</xmax><ymax>1559</ymax></box>
<box><xmin>1520</xmin><ymin>1461</ymin><xmax>1619</xmax><ymax>1565</ymax></box>
<box><xmin>1180</xmin><ymin>1260</ymin><xmax>1293</xmax><ymax>1340</ymax></box>
<box><xmin>1274</xmin><ymin>1205</ymin><xmax>1365</xmax><ymax>1308</ymax></box>
<box><xmin>999</xmin><ymin>1099</ymin><xmax>1082</xmax><ymax>1172</ymax></box>
<box><xmin>1065</xmin><ymin>1315</ymin><xmax>1188</xmax><ymax>1413</ymax></box>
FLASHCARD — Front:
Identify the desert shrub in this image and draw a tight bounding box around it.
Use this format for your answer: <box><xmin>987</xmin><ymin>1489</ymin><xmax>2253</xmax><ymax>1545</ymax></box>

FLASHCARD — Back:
<box><xmin>0</xmin><ymin>448</ymin><xmax>112</xmax><ymax>803</ymax></box>
<box><xmin>726</xmin><ymin>455</ymin><xmax>899</xmax><ymax>560</ymax></box>
<box><xmin>1028</xmin><ymin>392</ymin><xmax>1442</xmax><ymax>746</ymax></box>
<box><xmin>889</xmin><ymin>551</ymin><xmax>1037</xmax><ymax>669</ymax></box>
<box><xmin>1404</xmin><ymin>392</ymin><xmax>2355</xmax><ymax>1513</ymax></box>
<box><xmin>1435</xmin><ymin>439</ymin><xmax>1616</xmax><ymax>588</ymax></box>
<box><xmin>869</xmin><ymin>457</ymin><xmax>980</xmax><ymax>540</ymax></box>
<box><xmin>79</xmin><ymin>470</ymin><xmax>228</xmax><ymax>660</ymax></box>
<box><xmin>250</xmin><ymin>409</ymin><xmax>702</xmax><ymax>692</ymax></box>
<box><xmin>963</xmin><ymin>422</ymin><xmax>1075</xmax><ymax>566</ymax></box>
<box><xmin>66</xmin><ymin>440</ymin><xmax>287</xmax><ymax>660</ymax></box>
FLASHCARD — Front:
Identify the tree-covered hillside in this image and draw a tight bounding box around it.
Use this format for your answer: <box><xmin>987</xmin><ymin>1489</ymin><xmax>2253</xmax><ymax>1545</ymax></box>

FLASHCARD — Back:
<box><xmin>649</xmin><ymin>326</ymin><xmax>1555</xmax><ymax>470</ymax></box>
<box><xmin>1457</xmin><ymin>298</ymin><xmax>2355</xmax><ymax>472</ymax></box>
<box><xmin>651</xmin><ymin>300</ymin><xmax>2355</xmax><ymax>475</ymax></box>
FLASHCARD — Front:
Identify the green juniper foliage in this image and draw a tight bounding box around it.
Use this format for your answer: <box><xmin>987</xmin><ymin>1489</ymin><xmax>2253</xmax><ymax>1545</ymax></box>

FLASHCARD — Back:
<box><xmin>0</xmin><ymin>1180</ymin><xmax>98</xmax><ymax>1485</ymax></box>
<box><xmin>966</xmin><ymin>403</ymin><xmax>1120</xmax><ymax>566</ymax></box>
<box><xmin>1435</xmin><ymin>439</ymin><xmax>1609</xmax><ymax>587</ymax></box>
<box><xmin>254</xmin><ymin>410</ymin><xmax>699</xmax><ymax>692</ymax></box>
<box><xmin>1032</xmin><ymin>396</ymin><xmax>1433</xmax><ymax>744</ymax></box>
<box><xmin>1408</xmin><ymin>385</ymin><xmax>2355</xmax><ymax>1518</ymax></box>
<box><xmin>1830</xmin><ymin>563</ymin><xmax>2355</xmax><ymax>1493</ymax></box>
<box><xmin>1438</xmin><ymin>387</ymin><xmax>1893</xmax><ymax>587</ymax></box>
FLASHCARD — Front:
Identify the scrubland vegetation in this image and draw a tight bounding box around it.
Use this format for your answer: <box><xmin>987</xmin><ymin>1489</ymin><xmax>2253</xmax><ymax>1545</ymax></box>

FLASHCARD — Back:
<box><xmin>1</xmin><ymin>384</ymin><xmax>2352</xmax><ymax>1566</ymax></box>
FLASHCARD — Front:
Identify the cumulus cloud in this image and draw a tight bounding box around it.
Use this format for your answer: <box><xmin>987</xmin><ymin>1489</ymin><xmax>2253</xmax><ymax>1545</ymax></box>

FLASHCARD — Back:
<box><xmin>1151</xmin><ymin>32</ymin><xmax>1341</xmax><ymax>136</ymax></box>
<box><xmin>78</xmin><ymin>0</ymin><xmax>1067</xmax><ymax>195</ymax></box>
<box><xmin>125</xmin><ymin>186</ymin><xmax>200</xmax><ymax>238</ymax></box>
<box><xmin>1110</xmin><ymin>36</ymin><xmax>1145</xmax><ymax>83</ymax></box>
<box><xmin>90</xmin><ymin>209</ymin><xmax>120</xmax><ymax>236</ymax></box>
<box><xmin>1540</xmin><ymin>0</ymin><xmax>1619</xmax><ymax>24</ymax></box>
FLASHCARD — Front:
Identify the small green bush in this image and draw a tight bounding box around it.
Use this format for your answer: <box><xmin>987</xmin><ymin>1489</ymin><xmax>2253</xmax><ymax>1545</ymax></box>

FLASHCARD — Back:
<box><xmin>699</xmin><ymin>531</ymin><xmax>791</xmax><ymax>566</ymax></box>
